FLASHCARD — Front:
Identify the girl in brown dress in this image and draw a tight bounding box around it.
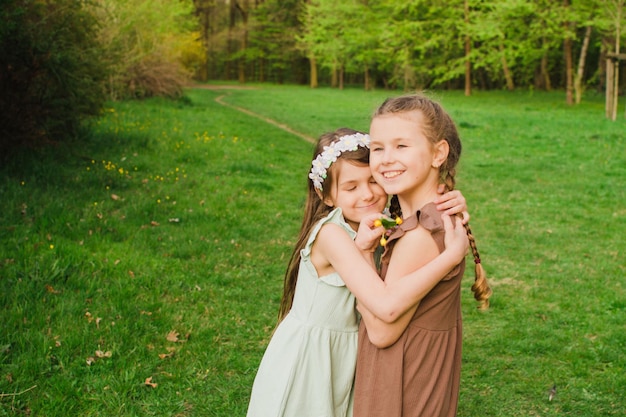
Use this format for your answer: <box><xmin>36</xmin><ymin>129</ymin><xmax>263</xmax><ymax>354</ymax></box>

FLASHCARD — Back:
<box><xmin>354</xmin><ymin>94</ymin><xmax>492</xmax><ymax>417</ymax></box>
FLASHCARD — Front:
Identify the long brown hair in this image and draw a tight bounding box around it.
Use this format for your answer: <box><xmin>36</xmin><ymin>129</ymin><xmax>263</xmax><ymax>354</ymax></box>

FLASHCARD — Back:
<box><xmin>378</xmin><ymin>93</ymin><xmax>492</xmax><ymax>310</ymax></box>
<box><xmin>278</xmin><ymin>128</ymin><xmax>371</xmax><ymax>322</ymax></box>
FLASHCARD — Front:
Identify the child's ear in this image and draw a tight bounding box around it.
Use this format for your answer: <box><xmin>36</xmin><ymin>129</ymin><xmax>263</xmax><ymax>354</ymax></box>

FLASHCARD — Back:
<box><xmin>432</xmin><ymin>140</ymin><xmax>450</xmax><ymax>168</ymax></box>
<box><xmin>316</xmin><ymin>189</ymin><xmax>334</xmax><ymax>208</ymax></box>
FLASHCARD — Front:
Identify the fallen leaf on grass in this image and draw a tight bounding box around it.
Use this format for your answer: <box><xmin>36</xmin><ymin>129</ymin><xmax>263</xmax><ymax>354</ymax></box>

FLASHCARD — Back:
<box><xmin>158</xmin><ymin>346</ymin><xmax>176</xmax><ymax>359</ymax></box>
<box><xmin>166</xmin><ymin>331</ymin><xmax>180</xmax><ymax>342</ymax></box>
<box><xmin>144</xmin><ymin>376</ymin><xmax>157</xmax><ymax>388</ymax></box>
<box><xmin>95</xmin><ymin>350</ymin><xmax>112</xmax><ymax>358</ymax></box>
<box><xmin>166</xmin><ymin>330</ymin><xmax>190</xmax><ymax>343</ymax></box>
<box><xmin>86</xmin><ymin>349</ymin><xmax>112</xmax><ymax>366</ymax></box>
<box><xmin>548</xmin><ymin>384</ymin><xmax>557</xmax><ymax>401</ymax></box>
<box><xmin>45</xmin><ymin>285</ymin><xmax>61</xmax><ymax>294</ymax></box>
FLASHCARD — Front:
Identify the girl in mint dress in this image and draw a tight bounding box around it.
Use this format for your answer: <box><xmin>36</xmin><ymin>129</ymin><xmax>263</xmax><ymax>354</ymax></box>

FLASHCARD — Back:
<box><xmin>246</xmin><ymin>128</ymin><xmax>469</xmax><ymax>417</ymax></box>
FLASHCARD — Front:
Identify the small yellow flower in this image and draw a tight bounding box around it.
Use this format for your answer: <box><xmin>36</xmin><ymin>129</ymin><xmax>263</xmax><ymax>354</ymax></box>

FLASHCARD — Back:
<box><xmin>49</xmin><ymin>244</ymin><xmax>54</xmax><ymax>249</ymax></box>
<box><xmin>395</xmin><ymin>217</ymin><xmax>403</xmax><ymax>225</ymax></box>
<box><xmin>380</xmin><ymin>236</ymin><xmax>387</xmax><ymax>246</ymax></box>
<box><xmin>374</xmin><ymin>219</ymin><xmax>382</xmax><ymax>227</ymax></box>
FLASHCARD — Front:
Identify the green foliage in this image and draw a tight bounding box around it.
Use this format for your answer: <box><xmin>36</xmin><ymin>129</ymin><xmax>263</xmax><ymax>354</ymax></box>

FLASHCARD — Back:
<box><xmin>249</xmin><ymin>0</ymin><xmax>306</xmax><ymax>83</ymax></box>
<box><xmin>0</xmin><ymin>86</ymin><xmax>625</xmax><ymax>416</ymax></box>
<box><xmin>92</xmin><ymin>0</ymin><xmax>198</xmax><ymax>99</ymax></box>
<box><xmin>195</xmin><ymin>0</ymin><xmax>626</xmax><ymax>92</ymax></box>
<box><xmin>0</xmin><ymin>0</ymin><xmax>108</xmax><ymax>155</ymax></box>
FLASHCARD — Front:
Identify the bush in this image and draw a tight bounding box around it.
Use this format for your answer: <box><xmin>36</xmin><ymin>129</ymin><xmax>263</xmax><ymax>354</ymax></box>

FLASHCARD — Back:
<box><xmin>93</xmin><ymin>0</ymin><xmax>196</xmax><ymax>100</ymax></box>
<box><xmin>121</xmin><ymin>55</ymin><xmax>190</xmax><ymax>100</ymax></box>
<box><xmin>0</xmin><ymin>0</ymin><xmax>108</xmax><ymax>156</ymax></box>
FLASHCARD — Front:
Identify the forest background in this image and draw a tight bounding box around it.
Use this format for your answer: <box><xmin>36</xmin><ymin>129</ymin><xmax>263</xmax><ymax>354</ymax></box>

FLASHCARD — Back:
<box><xmin>2</xmin><ymin>0</ymin><xmax>626</xmax><ymax>156</ymax></box>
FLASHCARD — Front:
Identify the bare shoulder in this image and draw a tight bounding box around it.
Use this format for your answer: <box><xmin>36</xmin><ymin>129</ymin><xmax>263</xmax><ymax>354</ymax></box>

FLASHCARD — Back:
<box><xmin>316</xmin><ymin>222</ymin><xmax>353</xmax><ymax>246</ymax></box>
<box><xmin>386</xmin><ymin>225</ymin><xmax>440</xmax><ymax>281</ymax></box>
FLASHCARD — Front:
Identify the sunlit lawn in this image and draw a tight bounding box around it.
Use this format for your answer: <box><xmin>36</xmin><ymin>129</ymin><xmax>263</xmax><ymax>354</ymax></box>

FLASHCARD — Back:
<box><xmin>1</xmin><ymin>85</ymin><xmax>625</xmax><ymax>416</ymax></box>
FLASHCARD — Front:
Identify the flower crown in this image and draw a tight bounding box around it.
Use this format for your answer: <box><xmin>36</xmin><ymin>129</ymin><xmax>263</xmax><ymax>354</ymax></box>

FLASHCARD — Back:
<box><xmin>309</xmin><ymin>133</ymin><xmax>370</xmax><ymax>191</ymax></box>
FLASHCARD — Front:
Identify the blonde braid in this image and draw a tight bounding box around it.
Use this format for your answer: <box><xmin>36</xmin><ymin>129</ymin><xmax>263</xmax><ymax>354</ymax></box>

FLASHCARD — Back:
<box><xmin>443</xmin><ymin>170</ymin><xmax>492</xmax><ymax>310</ymax></box>
<box><xmin>463</xmin><ymin>223</ymin><xmax>492</xmax><ymax>310</ymax></box>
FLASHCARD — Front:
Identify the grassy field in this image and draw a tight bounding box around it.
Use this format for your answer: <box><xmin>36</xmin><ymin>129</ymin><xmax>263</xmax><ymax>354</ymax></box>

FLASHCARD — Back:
<box><xmin>1</xmin><ymin>85</ymin><xmax>625</xmax><ymax>416</ymax></box>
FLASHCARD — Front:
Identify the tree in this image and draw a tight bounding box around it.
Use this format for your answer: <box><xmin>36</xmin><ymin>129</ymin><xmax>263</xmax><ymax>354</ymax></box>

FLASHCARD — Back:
<box><xmin>93</xmin><ymin>0</ymin><xmax>198</xmax><ymax>99</ymax></box>
<box><xmin>0</xmin><ymin>0</ymin><xmax>107</xmax><ymax>154</ymax></box>
<box><xmin>250</xmin><ymin>0</ymin><xmax>307</xmax><ymax>83</ymax></box>
<box><xmin>178</xmin><ymin>0</ymin><xmax>623</xmax><ymax>97</ymax></box>
<box><xmin>563</xmin><ymin>0</ymin><xmax>575</xmax><ymax>104</ymax></box>
<box><xmin>299</xmin><ymin>0</ymin><xmax>357</xmax><ymax>89</ymax></box>
<box><xmin>464</xmin><ymin>0</ymin><xmax>472</xmax><ymax>95</ymax></box>
<box><xmin>598</xmin><ymin>0</ymin><xmax>625</xmax><ymax>119</ymax></box>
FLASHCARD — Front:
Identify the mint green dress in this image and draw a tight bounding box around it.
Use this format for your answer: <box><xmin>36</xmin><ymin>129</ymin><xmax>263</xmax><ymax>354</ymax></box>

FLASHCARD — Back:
<box><xmin>247</xmin><ymin>208</ymin><xmax>359</xmax><ymax>417</ymax></box>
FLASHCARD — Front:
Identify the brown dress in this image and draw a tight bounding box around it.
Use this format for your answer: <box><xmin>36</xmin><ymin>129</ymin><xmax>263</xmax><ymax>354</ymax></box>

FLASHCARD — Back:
<box><xmin>353</xmin><ymin>203</ymin><xmax>465</xmax><ymax>417</ymax></box>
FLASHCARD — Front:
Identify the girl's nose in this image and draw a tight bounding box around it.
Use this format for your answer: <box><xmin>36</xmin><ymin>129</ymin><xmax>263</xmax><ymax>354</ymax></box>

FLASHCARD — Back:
<box><xmin>381</xmin><ymin>148</ymin><xmax>394</xmax><ymax>164</ymax></box>
<box><xmin>362</xmin><ymin>185</ymin><xmax>375</xmax><ymax>200</ymax></box>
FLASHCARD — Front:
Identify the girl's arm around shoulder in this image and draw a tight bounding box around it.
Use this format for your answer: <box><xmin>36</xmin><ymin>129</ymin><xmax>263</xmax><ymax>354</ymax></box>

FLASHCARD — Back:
<box><xmin>314</xmin><ymin>215</ymin><xmax>468</xmax><ymax>324</ymax></box>
<box><xmin>357</xmin><ymin>302</ymin><xmax>414</xmax><ymax>348</ymax></box>
<box><xmin>357</xmin><ymin>225</ymin><xmax>439</xmax><ymax>347</ymax></box>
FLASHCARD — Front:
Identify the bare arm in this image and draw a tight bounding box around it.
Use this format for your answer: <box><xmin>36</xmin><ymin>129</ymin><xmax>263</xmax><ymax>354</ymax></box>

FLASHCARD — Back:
<box><xmin>316</xmin><ymin>214</ymin><xmax>468</xmax><ymax>324</ymax></box>
<box><xmin>357</xmin><ymin>225</ymin><xmax>442</xmax><ymax>347</ymax></box>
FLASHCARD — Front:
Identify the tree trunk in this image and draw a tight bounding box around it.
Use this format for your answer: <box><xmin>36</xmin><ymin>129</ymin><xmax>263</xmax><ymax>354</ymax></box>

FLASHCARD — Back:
<box><xmin>540</xmin><ymin>53</ymin><xmax>552</xmax><ymax>91</ymax></box>
<box><xmin>563</xmin><ymin>38</ymin><xmax>574</xmax><ymax>104</ymax></box>
<box><xmin>339</xmin><ymin>64</ymin><xmax>344</xmax><ymax>90</ymax></box>
<box><xmin>500</xmin><ymin>42</ymin><xmax>514</xmax><ymax>90</ymax></box>
<box><xmin>574</xmin><ymin>26</ymin><xmax>592</xmax><ymax>104</ymax></box>
<box><xmin>617</xmin><ymin>1</ymin><xmax>622</xmax><ymax>119</ymax></box>
<box><xmin>606</xmin><ymin>57</ymin><xmax>614</xmax><ymax>119</ymax></box>
<box><xmin>541</xmin><ymin>36</ymin><xmax>552</xmax><ymax>91</ymax></box>
<box><xmin>236</xmin><ymin>1</ymin><xmax>249</xmax><ymax>84</ymax></box>
<box><xmin>464</xmin><ymin>0</ymin><xmax>471</xmax><ymax>96</ymax></box>
<box><xmin>310</xmin><ymin>55</ymin><xmax>318</xmax><ymax>88</ymax></box>
<box><xmin>365</xmin><ymin>64</ymin><xmax>371</xmax><ymax>90</ymax></box>
<box><xmin>196</xmin><ymin>2</ymin><xmax>212</xmax><ymax>81</ymax></box>
<box><xmin>606</xmin><ymin>1</ymin><xmax>622</xmax><ymax>120</ymax></box>
<box><xmin>227</xmin><ymin>0</ymin><xmax>237</xmax><ymax>79</ymax></box>
<box><xmin>563</xmin><ymin>0</ymin><xmax>574</xmax><ymax>105</ymax></box>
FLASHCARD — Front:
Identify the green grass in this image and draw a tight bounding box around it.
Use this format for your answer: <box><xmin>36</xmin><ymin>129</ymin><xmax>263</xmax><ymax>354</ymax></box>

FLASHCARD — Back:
<box><xmin>1</xmin><ymin>85</ymin><xmax>625</xmax><ymax>416</ymax></box>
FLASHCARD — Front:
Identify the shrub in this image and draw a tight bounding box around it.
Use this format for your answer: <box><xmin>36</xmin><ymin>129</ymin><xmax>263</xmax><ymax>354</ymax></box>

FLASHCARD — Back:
<box><xmin>93</xmin><ymin>0</ymin><xmax>196</xmax><ymax>100</ymax></box>
<box><xmin>0</xmin><ymin>0</ymin><xmax>108</xmax><ymax>156</ymax></box>
<box><xmin>122</xmin><ymin>55</ymin><xmax>191</xmax><ymax>99</ymax></box>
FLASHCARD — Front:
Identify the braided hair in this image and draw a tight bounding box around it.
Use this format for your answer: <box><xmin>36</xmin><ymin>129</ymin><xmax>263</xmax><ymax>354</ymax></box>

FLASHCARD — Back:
<box><xmin>377</xmin><ymin>94</ymin><xmax>492</xmax><ymax>309</ymax></box>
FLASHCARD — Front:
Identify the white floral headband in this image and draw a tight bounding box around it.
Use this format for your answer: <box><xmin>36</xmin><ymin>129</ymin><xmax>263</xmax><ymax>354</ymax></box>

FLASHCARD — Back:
<box><xmin>309</xmin><ymin>133</ymin><xmax>370</xmax><ymax>191</ymax></box>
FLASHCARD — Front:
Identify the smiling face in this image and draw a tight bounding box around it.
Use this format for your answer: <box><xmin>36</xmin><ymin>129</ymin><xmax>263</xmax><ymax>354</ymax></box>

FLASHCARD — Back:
<box><xmin>323</xmin><ymin>159</ymin><xmax>388</xmax><ymax>231</ymax></box>
<box><xmin>369</xmin><ymin>110</ymin><xmax>448</xmax><ymax>212</ymax></box>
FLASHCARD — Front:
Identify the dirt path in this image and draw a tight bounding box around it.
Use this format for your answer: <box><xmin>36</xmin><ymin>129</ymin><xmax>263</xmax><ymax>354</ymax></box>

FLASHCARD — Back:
<box><xmin>193</xmin><ymin>84</ymin><xmax>316</xmax><ymax>144</ymax></box>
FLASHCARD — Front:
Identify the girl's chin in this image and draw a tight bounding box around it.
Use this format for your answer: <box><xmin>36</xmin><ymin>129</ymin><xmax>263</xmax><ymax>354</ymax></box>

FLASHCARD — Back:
<box><xmin>382</xmin><ymin>185</ymin><xmax>402</xmax><ymax>195</ymax></box>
